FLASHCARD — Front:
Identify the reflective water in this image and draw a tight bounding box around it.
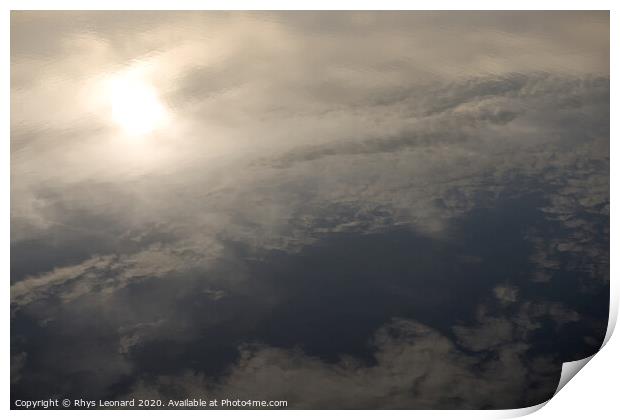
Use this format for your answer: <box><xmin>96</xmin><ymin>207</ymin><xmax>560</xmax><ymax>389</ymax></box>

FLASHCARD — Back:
<box><xmin>11</xmin><ymin>11</ymin><xmax>609</xmax><ymax>409</ymax></box>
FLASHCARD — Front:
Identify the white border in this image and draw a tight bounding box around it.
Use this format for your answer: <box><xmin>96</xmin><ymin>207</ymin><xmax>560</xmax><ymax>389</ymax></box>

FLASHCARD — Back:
<box><xmin>3</xmin><ymin>2</ymin><xmax>617</xmax><ymax>419</ymax></box>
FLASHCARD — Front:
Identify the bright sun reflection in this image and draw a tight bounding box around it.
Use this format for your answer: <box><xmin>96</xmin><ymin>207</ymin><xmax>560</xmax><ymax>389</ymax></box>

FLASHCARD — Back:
<box><xmin>107</xmin><ymin>72</ymin><xmax>169</xmax><ymax>137</ymax></box>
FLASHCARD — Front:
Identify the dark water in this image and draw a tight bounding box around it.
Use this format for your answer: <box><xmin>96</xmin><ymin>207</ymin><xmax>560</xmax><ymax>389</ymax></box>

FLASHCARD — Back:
<box><xmin>11</xmin><ymin>11</ymin><xmax>609</xmax><ymax>409</ymax></box>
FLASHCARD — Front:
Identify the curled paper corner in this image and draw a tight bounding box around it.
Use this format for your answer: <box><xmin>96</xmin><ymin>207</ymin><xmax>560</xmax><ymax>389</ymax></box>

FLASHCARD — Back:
<box><xmin>553</xmin><ymin>355</ymin><xmax>595</xmax><ymax>397</ymax></box>
<box><xmin>496</xmin><ymin>356</ymin><xmax>596</xmax><ymax>418</ymax></box>
<box><xmin>545</xmin><ymin>304</ymin><xmax>617</xmax><ymax>406</ymax></box>
<box><xmin>540</xmin><ymin>286</ymin><xmax>620</xmax><ymax>410</ymax></box>
<box><xmin>496</xmin><ymin>401</ymin><xmax>547</xmax><ymax>418</ymax></box>
<box><xmin>501</xmin><ymin>313</ymin><xmax>617</xmax><ymax>418</ymax></box>
<box><xmin>526</xmin><ymin>316</ymin><xmax>616</xmax><ymax>415</ymax></box>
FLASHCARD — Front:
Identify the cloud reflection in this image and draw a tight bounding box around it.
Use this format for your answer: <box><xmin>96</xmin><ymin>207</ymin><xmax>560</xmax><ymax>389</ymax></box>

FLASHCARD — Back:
<box><xmin>11</xmin><ymin>11</ymin><xmax>609</xmax><ymax>409</ymax></box>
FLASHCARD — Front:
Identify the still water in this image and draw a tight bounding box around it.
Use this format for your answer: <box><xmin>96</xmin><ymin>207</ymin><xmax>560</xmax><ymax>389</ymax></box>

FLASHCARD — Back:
<box><xmin>11</xmin><ymin>12</ymin><xmax>609</xmax><ymax>409</ymax></box>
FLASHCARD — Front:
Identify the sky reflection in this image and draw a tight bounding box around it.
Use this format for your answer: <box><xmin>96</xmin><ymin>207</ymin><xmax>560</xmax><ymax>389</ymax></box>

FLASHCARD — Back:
<box><xmin>11</xmin><ymin>11</ymin><xmax>609</xmax><ymax>409</ymax></box>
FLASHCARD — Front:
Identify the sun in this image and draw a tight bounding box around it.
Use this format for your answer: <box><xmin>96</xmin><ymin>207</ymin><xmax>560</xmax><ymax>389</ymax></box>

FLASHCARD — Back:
<box><xmin>107</xmin><ymin>72</ymin><xmax>169</xmax><ymax>137</ymax></box>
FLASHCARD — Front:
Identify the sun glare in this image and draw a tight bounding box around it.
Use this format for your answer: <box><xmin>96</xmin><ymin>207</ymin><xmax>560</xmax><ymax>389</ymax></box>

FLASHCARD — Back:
<box><xmin>108</xmin><ymin>73</ymin><xmax>169</xmax><ymax>137</ymax></box>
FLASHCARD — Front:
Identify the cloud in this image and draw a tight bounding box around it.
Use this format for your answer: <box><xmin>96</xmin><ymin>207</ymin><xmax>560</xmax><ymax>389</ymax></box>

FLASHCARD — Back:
<box><xmin>10</xmin><ymin>11</ymin><xmax>609</xmax><ymax>409</ymax></box>
<box><xmin>10</xmin><ymin>243</ymin><xmax>218</xmax><ymax>310</ymax></box>
<box><xmin>11</xmin><ymin>254</ymin><xmax>116</xmax><ymax>308</ymax></box>
<box><xmin>126</xmin><ymin>317</ymin><xmax>558</xmax><ymax>409</ymax></box>
<box><xmin>494</xmin><ymin>285</ymin><xmax>519</xmax><ymax>304</ymax></box>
